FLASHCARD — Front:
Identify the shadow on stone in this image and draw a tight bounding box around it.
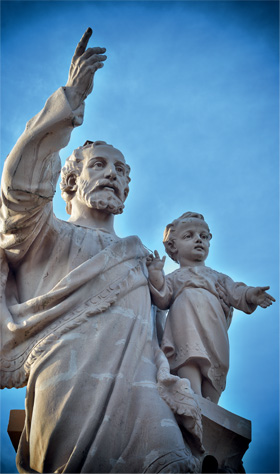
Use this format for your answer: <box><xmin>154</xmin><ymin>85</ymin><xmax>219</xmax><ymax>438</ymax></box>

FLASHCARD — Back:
<box><xmin>202</xmin><ymin>454</ymin><xmax>219</xmax><ymax>472</ymax></box>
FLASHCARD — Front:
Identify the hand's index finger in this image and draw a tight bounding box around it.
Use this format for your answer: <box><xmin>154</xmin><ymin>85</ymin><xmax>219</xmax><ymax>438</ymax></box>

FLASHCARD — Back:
<box><xmin>154</xmin><ymin>250</ymin><xmax>160</xmax><ymax>258</ymax></box>
<box><xmin>267</xmin><ymin>294</ymin><xmax>276</xmax><ymax>302</ymax></box>
<box><xmin>73</xmin><ymin>27</ymin><xmax>93</xmax><ymax>59</ymax></box>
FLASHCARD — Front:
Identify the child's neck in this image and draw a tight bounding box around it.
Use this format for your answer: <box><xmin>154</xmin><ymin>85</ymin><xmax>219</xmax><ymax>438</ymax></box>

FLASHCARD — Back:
<box><xmin>179</xmin><ymin>259</ymin><xmax>206</xmax><ymax>268</ymax></box>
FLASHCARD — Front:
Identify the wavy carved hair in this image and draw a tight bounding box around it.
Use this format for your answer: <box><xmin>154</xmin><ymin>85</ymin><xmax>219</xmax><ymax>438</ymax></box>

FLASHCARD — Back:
<box><xmin>60</xmin><ymin>140</ymin><xmax>131</xmax><ymax>215</ymax></box>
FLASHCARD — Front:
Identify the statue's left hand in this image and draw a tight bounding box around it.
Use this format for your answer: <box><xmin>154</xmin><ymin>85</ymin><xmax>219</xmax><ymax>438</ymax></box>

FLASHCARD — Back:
<box><xmin>246</xmin><ymin>286</ymin><xmax>275</xmax><ymax>308</ymax></box>
<box><xmin>66</xmin><ymin>27</ymin><xmax>107</xmax><ymax>108</ymax></box>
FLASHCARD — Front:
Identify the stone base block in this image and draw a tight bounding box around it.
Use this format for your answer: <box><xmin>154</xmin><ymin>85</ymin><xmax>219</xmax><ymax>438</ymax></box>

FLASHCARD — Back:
<box><xmin>8</xmin><ymin>399</ymin><xmax>251</xmax><ymax>473</ymax></box>
<box><xmin>7</xmin><ymin>409</ymin><xmax>25</xmax><ymax>452</ymax></box>
<box><xmin>183</xmin><ymin>395</ymin><xmax>251</xmax><ymax>473</ymax></box>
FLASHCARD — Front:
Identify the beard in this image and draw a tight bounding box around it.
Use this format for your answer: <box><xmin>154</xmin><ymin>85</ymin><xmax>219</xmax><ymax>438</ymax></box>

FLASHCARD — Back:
<box><xmin>77</xmin><ymin>180</ymin><xmax>125</xmax><ymax>215</ymax></box>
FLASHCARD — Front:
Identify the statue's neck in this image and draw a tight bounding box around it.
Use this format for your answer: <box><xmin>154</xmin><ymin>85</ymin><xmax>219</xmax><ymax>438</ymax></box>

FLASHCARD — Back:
<box><xmin>68</xmin><ymin>208</ymin><xmax>117</xmax><ymax>236</ymax></box>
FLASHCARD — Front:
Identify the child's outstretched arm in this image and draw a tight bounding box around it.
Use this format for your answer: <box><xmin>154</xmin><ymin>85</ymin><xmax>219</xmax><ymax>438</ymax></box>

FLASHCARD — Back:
<box><xmin>246</xmin><ymin>286</ymin><xmax>276</xmax><ymax>308</ymax></box>
<box><xmin>146</xmin><ymin>250</ymin><xmax>166</xmax><ymax>291</ymax></box>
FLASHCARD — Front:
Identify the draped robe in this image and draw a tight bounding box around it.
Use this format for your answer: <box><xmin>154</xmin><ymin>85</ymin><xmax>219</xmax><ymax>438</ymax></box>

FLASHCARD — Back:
<box><xmin>0</xmin><ymin>89</ymin><xmax>202</xmax><ymax>473</ymax></box>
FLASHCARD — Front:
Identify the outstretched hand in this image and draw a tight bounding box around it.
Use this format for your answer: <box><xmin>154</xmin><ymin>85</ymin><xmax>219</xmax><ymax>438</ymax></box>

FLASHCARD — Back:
<box><xmin>246</xmin><ymin>286</ymin><xmax>276</xmax><ymax>308</ymax></box>
<box><xmin>66</xmin><ymin>28</ymin><xmax>107</xmax><ymax>109</ymax></box>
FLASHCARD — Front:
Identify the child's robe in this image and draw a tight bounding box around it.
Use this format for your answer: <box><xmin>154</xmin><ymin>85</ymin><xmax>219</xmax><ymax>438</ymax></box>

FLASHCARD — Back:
<box><xmin>149</xmin><ymin>265</ymin><xmax>256</xmax><ymax>395</ymax></box>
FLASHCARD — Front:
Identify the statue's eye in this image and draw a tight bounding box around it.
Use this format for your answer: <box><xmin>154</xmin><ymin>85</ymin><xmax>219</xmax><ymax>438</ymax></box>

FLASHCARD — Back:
<box><xmin>93</xmin><ymin>161</ymin><xmax>104</xmax><ymax>169</ymax></box>
<box><xmin>116</xmin><ymin>166</ymin><xmax>125</xmax><ymax>175</ymax></box>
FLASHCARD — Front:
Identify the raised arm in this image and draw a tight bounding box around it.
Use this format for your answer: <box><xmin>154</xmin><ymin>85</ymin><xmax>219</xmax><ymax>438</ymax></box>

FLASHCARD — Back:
<box><xmin>0</xmin><ymin>29</ymin><xmax>106</xmax><ymax>255</ymax></box>
<box><xmin>1</xmin><ymin>28</ymin><xmax>106</xmax><ymax>200</ymax></box>
<box><xmin>147</xmin><ymin>251</ymin><xmax>174</xmax><ymax>310</ymax></box>
<box><xmin>147</xmin><ymin>250</ymin><xmax>166</xmax><ymax>290</ymax></box>
<box><xmin>65</xmin><ymin>27</ymin><xmax>107</xmax><ymax>110</ymax></box>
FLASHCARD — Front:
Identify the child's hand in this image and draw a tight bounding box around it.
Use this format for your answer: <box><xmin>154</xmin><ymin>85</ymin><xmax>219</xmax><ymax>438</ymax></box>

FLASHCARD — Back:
<box><xmin>246</xmin><ymin>286</ymin><xmax>276</xmax><ymax>308</ymax></box>
<box><xmin>146</xmin><ymin>250</ymin><xmax>166</xmax><ymax>270</ymax></box>
<box><xmin>146</xmin><ymin>251</ymin><xmax>166</xmax><ymax>291</ymax></box>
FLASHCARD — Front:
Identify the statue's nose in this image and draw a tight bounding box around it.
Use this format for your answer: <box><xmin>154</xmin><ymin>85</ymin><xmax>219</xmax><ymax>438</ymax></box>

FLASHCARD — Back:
<box><xmin>104</xmin><ymin>165</ymin><xmax>116</xmax><ymax>180</ymax></box>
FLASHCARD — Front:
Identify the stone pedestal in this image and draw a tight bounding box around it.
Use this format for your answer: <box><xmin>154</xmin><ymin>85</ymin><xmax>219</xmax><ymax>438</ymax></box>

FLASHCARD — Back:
<box><xmin>183</xmin><ymin>395</ymin><xmax>251</xmax><ymax>473</ymax></box>
<box><xmin>8</xmin><ymin>400</ymin><xmax>251</xmax><ymax>473</ymax></box>
<box><xmin>7</xmin><ymin>409</ymin><xmax>25</xmax><ymax>452</ymax></box>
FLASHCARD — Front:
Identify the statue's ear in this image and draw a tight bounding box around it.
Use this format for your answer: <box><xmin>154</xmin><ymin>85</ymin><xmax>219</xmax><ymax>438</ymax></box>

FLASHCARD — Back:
<box><xmin>167</xmin><ymin>240</ymin><xmax>177</xmax><ymax>252</ymax></box>
<box><xmin>167</xmin><ymin>240</ymin><xmax>178</xmax><ymax>260</ymax></box>
<box><xmin>65</xmin><ymin>174</ymin><xmax>78</xmax><ymax>193</ymax></box>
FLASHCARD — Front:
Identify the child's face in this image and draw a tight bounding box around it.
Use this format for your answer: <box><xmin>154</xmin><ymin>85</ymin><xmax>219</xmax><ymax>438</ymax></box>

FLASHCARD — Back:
<box><xmin>173</xmin><ymin>219</ymin><xmax>212</xmax><ymax>266</ymax></box>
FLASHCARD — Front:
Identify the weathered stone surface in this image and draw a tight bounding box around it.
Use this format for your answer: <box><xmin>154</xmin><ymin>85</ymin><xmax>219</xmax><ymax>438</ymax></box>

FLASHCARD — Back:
<box><xmin>1</xmin><ymin>29</ymin><xmax>200</xmax><ymax>473</ymax></box>
<box><xmin>147</xmin><ymin>212</ymin><xmax>275</xmax><ymax>403</ymax></box>
<box><xmin>196</xmin><ymin>396</ymin><xmax>251</xmax><ymax>472</ymax></box>
<box><xmin>2</xmin><ymin>28</ymin><xmax>269</xmax><ymax>474</ymax></box>
<box><xmin>8</xmin><ymin>399</ymin><xmax>251</xmax><ymax>474</ymax></box>
<box><xmin>7</xmin><ymin>410</ymin><xmax>26</xmax><ymax>452</ymax></box>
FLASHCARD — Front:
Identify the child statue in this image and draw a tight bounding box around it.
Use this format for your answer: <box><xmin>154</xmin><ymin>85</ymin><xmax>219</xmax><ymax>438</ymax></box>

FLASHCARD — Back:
<box><xmin>147</xmin><ymin>212</ymin><xmax>275</xmax><ymax>404</ymax></box>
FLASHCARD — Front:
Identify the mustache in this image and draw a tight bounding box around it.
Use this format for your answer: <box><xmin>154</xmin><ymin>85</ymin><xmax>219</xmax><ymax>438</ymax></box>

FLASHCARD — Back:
<box><xmin>90</xmin><ymin>179</ymin><xmax>121</xmax><ymax>198</ymax></box>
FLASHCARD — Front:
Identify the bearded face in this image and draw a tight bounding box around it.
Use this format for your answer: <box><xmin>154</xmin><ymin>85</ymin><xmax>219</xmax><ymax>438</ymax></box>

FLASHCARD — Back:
<box><xmin>76</xmin><ymin>177</ymin><xmax>126</xmax><ymax>215</ymax></box>
<box><xmin>74</xmin><ymin>145</ymin><xmax>129</xmax><ymax>215</ymax></box>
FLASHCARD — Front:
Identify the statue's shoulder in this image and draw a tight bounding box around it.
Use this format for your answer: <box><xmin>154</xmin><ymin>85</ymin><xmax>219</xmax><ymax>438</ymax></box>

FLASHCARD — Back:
<box><xmin>120</xmin><ymin>235</ymin><xmax>150</xmax><ymax>258</ymax></box>
<box><xmin>51</xmin><ymin>217</ymin><xmax>97</xmax><ymax>248</ymax></box>
<box><xmin>52</xmin><ymin>216</ymin><xmax>94</xmax><ymax>234</ymax></box>
<box><xmin>204</xmin><ymin>265</ymin><xmax>228</xmax><ymax>281</ymax></box>
<box><xmin>52</xmin><ymin>216</ymin><xmax>77</xmax><ymax>236</ymax></box>
<box><xmin>166</xmin><ymin>267</ymin><xmax>185</xmax><ymax>280</ymax></box>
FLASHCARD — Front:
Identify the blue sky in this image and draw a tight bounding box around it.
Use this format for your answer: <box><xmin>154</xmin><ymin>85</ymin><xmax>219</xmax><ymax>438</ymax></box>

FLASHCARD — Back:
<box><xmin>1</xmin><ymin>1</ymin><xmax>279</xmax><ymax>473</ymax></box>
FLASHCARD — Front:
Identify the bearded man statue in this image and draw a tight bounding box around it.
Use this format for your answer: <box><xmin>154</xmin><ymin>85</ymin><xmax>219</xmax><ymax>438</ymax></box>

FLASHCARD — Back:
<box><xmin>0</xmin><ymin>28</ymin><xmax>202</xmax><ymax>473</ymax></box>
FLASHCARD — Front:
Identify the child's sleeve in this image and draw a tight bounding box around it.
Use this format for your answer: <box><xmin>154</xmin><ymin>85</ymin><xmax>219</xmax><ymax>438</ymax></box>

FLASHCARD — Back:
<box><xmin>148</xmin><ymin>275</ymin><xmax>174</xmax><ymax>310</ymax></box>
<box><xmin>221</xmin><ymin>275</ymin><xmax>258</xmax><ymax>314</ymax></box>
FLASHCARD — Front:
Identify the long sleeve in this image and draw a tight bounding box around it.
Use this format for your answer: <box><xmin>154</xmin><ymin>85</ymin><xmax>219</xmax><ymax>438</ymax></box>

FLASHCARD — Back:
<box><xmin>220</xmin><ymin>274</ymin><xmax>257</xmax><ymax>314</ymax></box>
<box><xmin>0</xmin><ymin>87</ymin><xmax>84</xmax><ymax>260</ymax></box>
<box><xmin>149</xmin><ymin>276</ymin><xmax>174</xmax><ymax>310</ymax></box>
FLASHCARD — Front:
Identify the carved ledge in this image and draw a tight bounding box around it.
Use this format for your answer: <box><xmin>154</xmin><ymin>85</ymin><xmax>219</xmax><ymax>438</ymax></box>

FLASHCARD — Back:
<box><xmin>181</xmin><ymin>395</ymin><xmax>251</xmax><ymax>473</ymax></box>
<box><xmin>8</xmin><ymin>399</ymin><xmax>251</xmax><ymax>474</ymax></box>
<box><xmin>7</xmin><ymin>409</ymin><xmax>25</xmax><ymax>452</ymax></box>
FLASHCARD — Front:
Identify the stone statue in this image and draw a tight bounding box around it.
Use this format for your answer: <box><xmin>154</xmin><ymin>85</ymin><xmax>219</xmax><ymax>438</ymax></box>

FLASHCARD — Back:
<box><xmin>1</xmin><ymin>29</ymin><xmax>205</xmax><ymax>473</ymax></box>
<box><xmin>147</xmin><ymin>212</ymin><xmax>275</xmax><ymax>404</ymax></box>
